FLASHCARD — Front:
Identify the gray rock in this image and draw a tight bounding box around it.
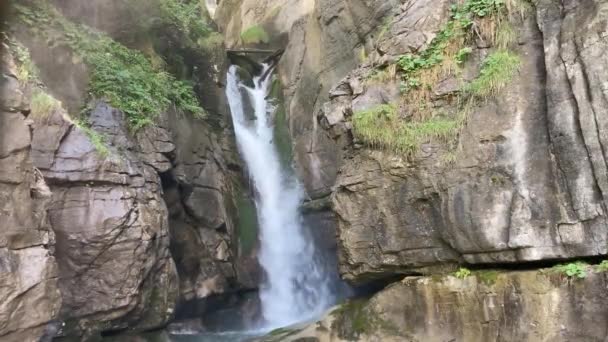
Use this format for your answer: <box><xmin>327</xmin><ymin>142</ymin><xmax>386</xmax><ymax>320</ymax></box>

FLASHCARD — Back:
<box><xmin>31</xmin><ymin>102</ymin><xmax>179</xmax><ymax>336</ymax></box>
<box><xmin>0</xmin><ymin>48</ymin><xmax>62</xmax><ymax>342</ymax></box>
<box><xmin>325</xmin><ymin>1</ymin><xmax>608</xmax><ymax>283</ymax></box>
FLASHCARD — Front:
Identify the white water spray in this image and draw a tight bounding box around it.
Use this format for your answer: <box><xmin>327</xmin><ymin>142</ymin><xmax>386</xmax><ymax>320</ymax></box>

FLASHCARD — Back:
<box><xmin>226</xmin><ymin>65</ymin><xmax>334</xmax><ymax>328</ymax></box>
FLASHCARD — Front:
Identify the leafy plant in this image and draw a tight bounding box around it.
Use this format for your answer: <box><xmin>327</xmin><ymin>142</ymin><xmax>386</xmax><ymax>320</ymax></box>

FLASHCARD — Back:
<box><xmin>240</xmin><ymin>26</ymin><xmax>270</xmax><ymax>44</ymax></box>
<box><xmin>15</xmin><ymin>1</ymin><xmax>206</xmax><ymax>130</ymax></box>
<box><xmin>158</xmin><ymin>0</ymin><xmax>211</xmax><ymax>41</ymax></box>
<box><xmin>553</xmin><ymin>262</ymin><xmax>588</xmax><ymax>279</ymax></box>
<box><xmin>459</xmin><ymin>0</ymin><xmax>506</xmax><ymax>17</ymax></box>
<box><xmin>454</xmin><ymin>267</ymin><xmax>472</xmax><ymax>279</ymax></box>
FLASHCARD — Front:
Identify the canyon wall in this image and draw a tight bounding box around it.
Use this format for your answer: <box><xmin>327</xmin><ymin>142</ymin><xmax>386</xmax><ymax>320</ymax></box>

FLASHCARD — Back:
<box><xmin>217</xmin><ymin>0</ymin><xmax>608</xmax><ymax>340</ymax></box>
<box><xmin>2</xmin><ymin>0</ymin><xmax>259</xmax><ymax>339</ymax></box>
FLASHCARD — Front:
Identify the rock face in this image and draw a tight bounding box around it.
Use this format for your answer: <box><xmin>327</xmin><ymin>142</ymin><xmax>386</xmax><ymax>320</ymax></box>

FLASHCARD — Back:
<box><xmin>265</xmin><ymin>267</ymin><xmax>608</xmax><ymax>342</ymax></box>
<box><xmin>0</xmin><ymin>46</ymin><xmax>62</xmax><ymax>341</ymax></box>
<box><xmin>5</xmin><ymin>0</ymin><xmax>260</xmax><ymax>338</ymax></box>
<box><xmin>319</xmin><ymin>0</ymin><xmax>608</xmax><ymax>283</ymax></box>
<box><xmin>216</xmin><ymin>0</ymin><xmax>397</xmax><ymax>198</ymax></box>
<box><xmin>31</xmin><ymin>103</ymin><xmax>179</xmax><ymax>336</ymax></box>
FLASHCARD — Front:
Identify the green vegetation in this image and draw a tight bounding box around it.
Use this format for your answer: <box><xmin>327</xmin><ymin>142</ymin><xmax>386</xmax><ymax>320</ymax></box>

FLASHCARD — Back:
<box><xmin>232</xmin><ymin>183</ymin><xmax>258</xmax><ymax>255</ymax></box>
<box><xmin>352</xmin><ymin>103</ymin><xmax>460</xmax><ymax>156</ymax></box>
<box><xmin>30</xmin><ymin>88</ymin><xmax>62</xmax><ymax>118</ymax></box>
<box><xmin>597</xmin><ymin>260</ymin><xmax>608</xmax><ymax>272</ymax></box>
<box><xmin>15</xmin><ymin>1</ymin><xmax>205</xmax><ymax>130</ymax></box>
<box><xmin>270</xmin><ymin>78</ymin><xmax>293</xmax><ymax>168</ymax></box>
<box><xmin>73</xmin><ymin>119</ymin><xmax>110</xmax><ymax>157</ymax></box>
<box><xmin>154</xmin><ymin>0</ymin><xmax>222</xmax><ymax>50</ymax></box>
<box><xmin>354</xmin><ymin>0</ymin><xmax>526</xmax><ymax>157</ymax></box>
<box><xmin>158</xmin><ymin>0</ymin><xmax>210</xmax><ymax>41</ymax></box>
<box><xmin>6</xmin><ymin>37</ymin><xmax>38</xmax><ymax>83</ymax></box>
<box><xmin>454</xmin><ymin>267</ymin><xmax>472</xmax><ymax>279</ymax></box>
<box><xmin>467</xmin><ymin>50</ymin><xmax>520</xmax><ymax>97</ymax></box>
<box><xmin>476</xmin><ymin>270</ymin><xmax>499</xmax><ymax>285</ymax></box>
<box><xmin>240</xmin><ymin>25</ymin><xmax>270</xmax><ymax>44</ymax></box>
<box><xmin>552</xmin><ymin>261</ymin><xmax>588</xmax><ymax>279</ymax></box>
<box><xmin>455</xmin><ymin>47</ymin><xmax>473</xmax><ymax>64</ymax></box>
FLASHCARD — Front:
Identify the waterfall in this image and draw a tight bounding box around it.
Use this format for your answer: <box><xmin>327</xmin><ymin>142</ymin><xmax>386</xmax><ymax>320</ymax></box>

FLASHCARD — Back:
<box><xmin>226</xmin><ymin>64</ymin><xmax>334</xmax><ymax>328</ymax></box>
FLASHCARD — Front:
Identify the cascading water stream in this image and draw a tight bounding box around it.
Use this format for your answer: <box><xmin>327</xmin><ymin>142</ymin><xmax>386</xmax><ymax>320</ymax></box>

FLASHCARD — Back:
<box><xmin>226</xmin><ymin>64</ymin><xmax>334</xmax><ymax>329</ymax></box>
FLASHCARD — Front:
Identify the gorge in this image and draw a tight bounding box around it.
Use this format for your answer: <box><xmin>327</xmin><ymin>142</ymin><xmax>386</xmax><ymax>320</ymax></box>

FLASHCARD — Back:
<box><xmin>2</xmin><ymin>0</ymin><xmax>608</xmax><ymax>341</ymax></box>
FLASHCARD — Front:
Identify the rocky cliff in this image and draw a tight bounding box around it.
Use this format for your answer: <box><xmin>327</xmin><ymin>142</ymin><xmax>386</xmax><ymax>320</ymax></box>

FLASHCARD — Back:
<box><xmin>3</xmin><ymin>0</ymin><xmax>608</xmax><ymax>340</ymax></box>
<box><xmin>216</xmin><ymin>0</ymin><xmax>608</xmax><ymax>340</ymax></box>
<box><xmin>265</xmin><ymin>265</ymin><xmax>608</xmax><ymax>342</ymax></box>
<box><xmin>2</xmin><ymin>0</ymin><xmax>260</xmax><ymax>340</ymax></box>
<box><xmin>0</xmin><ymin>40</ymin><xmax>61</xmax><ymax>342</ymax></box>
<box><xmin>216</xmin><ymin>0</ymin><xmax>608</xmax><ymax>279</ymax></box>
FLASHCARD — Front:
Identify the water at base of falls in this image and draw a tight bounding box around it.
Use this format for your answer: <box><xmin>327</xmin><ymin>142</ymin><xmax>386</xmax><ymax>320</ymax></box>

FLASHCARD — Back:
<box><xmin>225</xmin><ymin>64</ymin><xmax>335</xmax><ymax>329</ymax></box>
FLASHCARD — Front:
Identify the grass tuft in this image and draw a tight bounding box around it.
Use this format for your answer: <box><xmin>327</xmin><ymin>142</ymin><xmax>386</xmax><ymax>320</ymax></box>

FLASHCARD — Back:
<box><xmin>352</xmin><ymin>104</ymin><xmax>460</xmax><ymax>157</ymax></box>
<box><xmin>30</xmin><ymin>88</ymin><xmax>62</xmax><ymax>118</ymax></box>
<box><xmin>73</xmin><ymin>119</ymin><xmax>110</xmax><ymax>157</ymax></box>
<box><xmin>467</xmin><ymin>49</ymin><xmax>520</xmax><ymax>97</ymax></box>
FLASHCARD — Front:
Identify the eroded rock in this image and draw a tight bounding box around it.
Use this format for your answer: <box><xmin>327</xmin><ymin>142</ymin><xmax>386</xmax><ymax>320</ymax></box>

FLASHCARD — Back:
<box><xmin>268</xmin><ymin>268</ymin><xmax>608</xmax><ymax>342</ymax></box>
<box><xmin>0</xmin><ymin>44</ymin><xmax>62</xmax><ymax>342</ymax></box>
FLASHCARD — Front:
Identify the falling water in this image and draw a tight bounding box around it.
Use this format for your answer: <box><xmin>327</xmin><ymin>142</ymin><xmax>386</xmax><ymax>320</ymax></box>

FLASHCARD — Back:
<box><xmin>225</xmin><ymin>64</ymin><xmax>334</xmax><ymax>328</ymax></box>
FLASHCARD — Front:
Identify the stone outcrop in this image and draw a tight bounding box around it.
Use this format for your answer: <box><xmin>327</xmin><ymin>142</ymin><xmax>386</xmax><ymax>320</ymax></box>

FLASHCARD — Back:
<box><xmin>315</xmin><ymin>0</ymin><xmax>608</xmax><ymax>283</ymax></box>
<box><xmin>30</xmin><ymin>102</ymin><xmax>179</xmax><ymax>337</ymax></box>
<box><xmin>264</xmin><ymin>267</ymin><xmax>608</xmax><ymax>342</ymax></box>
<box><xmin>4</xmin><ymin>0</ymin><xmax>260</xmax><ymax>338</ymax></box>
<box><xmin>0</xmin><ymin>44</ymin><xmax>62</xmax><ymax>342</ymax></box>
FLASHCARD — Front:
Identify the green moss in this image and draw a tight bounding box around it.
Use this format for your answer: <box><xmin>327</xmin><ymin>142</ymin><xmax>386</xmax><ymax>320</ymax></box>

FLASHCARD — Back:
<box><xmin>233</xmin><ymin>184</ymin><xmax>258</xmax><ymax>255</ymax></box>
<box><xmin>476</xmin><ymin>270</ymin><xmax>499</xmax><ymax>285</ymax></box>
<box><xmin>466</xmin><ymin>49</ymin><xmax>520</xmax><ymax>97</ymax></box>
<box><xmin>270</xmin><ymin>78</ymin><xmax>293</xmax><ymax>169</ymax></box>
<box><xmin>240</xmin><ymin>25</ymin><xmax>270</xmax><ymax>44</ymax></box>
<box><xmin>15</xmin><ymin>1</ymin><xmax>206</xmax><ymax>130</ymax></box>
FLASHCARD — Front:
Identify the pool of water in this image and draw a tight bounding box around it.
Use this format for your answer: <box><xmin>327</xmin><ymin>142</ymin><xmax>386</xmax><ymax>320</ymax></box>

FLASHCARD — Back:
<box><xmin>169</xmin><ymin>331</ymin><xmax>263</xmax><ymax>342</ymax></box>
